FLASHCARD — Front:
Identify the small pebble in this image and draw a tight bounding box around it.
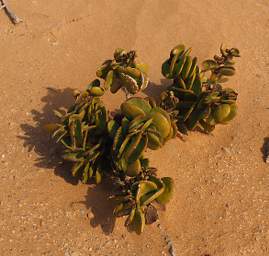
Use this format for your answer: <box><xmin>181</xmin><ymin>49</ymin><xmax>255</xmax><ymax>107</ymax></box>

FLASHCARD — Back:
<box><xmin>221</xmin><ymin>147</ymin><xmax>231</xmax><ymax>155</ymax></box>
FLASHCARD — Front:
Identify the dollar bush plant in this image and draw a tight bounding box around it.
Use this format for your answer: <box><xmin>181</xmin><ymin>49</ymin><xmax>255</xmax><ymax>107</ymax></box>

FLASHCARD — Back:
<box><xmin>96</xmin><ymin>48</ymin><xmax>149</xmax><ymax>97</ymax></box>
<box><xmin>46</xmin><ymin>45</ymin><xmax>239</xmax><ymax>233</ymax></box>
<box><xmin>46</xmin><ymin>48</ymin><xmax>176</xmax><ymax>234</ymax></box>
<box><xmin>160</xmin><ymin>44</ymin><xmax>240</xmax><ymax>134</ymax></box>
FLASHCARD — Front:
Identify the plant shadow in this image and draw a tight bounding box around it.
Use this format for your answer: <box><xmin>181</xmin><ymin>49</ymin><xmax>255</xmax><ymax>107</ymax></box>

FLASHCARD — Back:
<box><xmin>82</xmin><ymin>179</ymin><xmax>117</xmax><ymax>235</ymax></box>
<box><xmin>143</xmin><ymin>79</ymin><xmax>171</xmax><ymax>100</ymax></box>
<box><xmin>19</xmin><ymin>87</ymin><xmax>118</xmax><ymax>233</ymax></box>
<box><xmin>261</xmin><ymin>137</ymin><xmax>269</xmax><ymax>163</ymax></box>
<box><xmin>19</xmin><ymin>87</ymin><xmax>79</xmax><ymax>185</ymax></box>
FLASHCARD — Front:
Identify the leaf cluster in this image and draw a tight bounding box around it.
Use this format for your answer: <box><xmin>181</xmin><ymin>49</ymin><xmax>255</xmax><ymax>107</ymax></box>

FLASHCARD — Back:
<box><xmin>46</xmin><ymin>44</ymin><xmax>240</xmax><ymax>233</ymax></box>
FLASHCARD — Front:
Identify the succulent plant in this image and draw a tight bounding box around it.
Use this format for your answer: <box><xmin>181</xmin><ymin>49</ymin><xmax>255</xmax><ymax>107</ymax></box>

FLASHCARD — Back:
<box><xmin>45</xmin><ymin>44</ymin><xmax>241</xmax><ymax>234</ymax></box>
<box><xmin>94</xmin><ymin>96</ymin><xmax>175</xmax><ymax>233</ymax></box>
<box><xmin>201</xmin><ymin>45</ymin><xmax>240</xmax><ymax>84</ymax></box>
<box><xmin>160</xmin><ymin>44</ymin><xmax>240</xmax><ymax>133</ymax></box>
<box><xmin>45</xmin><ymin>88</ymin><xmax>112</xmax><ymax>183</ymax></box>
<box><xmin>96</xmin><ymin>48</ymin><xmax>149</xmax><ymax>97</ymax></box>
<box><xmin>112</xmin><ymin>171</ymin><xmax>174</xmax><ymax>234</ymax></box>
<box><xmin>46</xmin><ymin>84</ymin><xmax>175</xmax><ymax>233</ymax></box>
<box><xmin>108</xmin><ymin>97</ymin><xmax>177</xmax><ymax>177</ymax></box>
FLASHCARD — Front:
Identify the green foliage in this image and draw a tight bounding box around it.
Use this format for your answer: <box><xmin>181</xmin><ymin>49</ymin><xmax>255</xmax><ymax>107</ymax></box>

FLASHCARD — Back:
<box><xmin>46</xmin><ymin>90</ymin><xmax>111</xmax><ymax>184</ymax></box>
<box><xmin>111</xmin><ymin>97</ymin><xmax>177</xmax><ymax>176</ymax></box>
<box><xmin>96</xmin><ymin>48</ymin><xmax>149</xmax><ymax>96</ymax></box>
<box><xmin>160</xmin><ymin>44</ymin><xmax>240</xmax><ymax>133</ymax></box>
<box><xmin>46</xmin><ymin>51</ymin><xmax>175</xmax><ymax>233</ymax></box>
<box><xmin>45</xmin><ymin>45</ymin><xmax>240</xmax><ymax>234</ymax></box>
<box><xmin>48</xmin><ymin>94</ymin><xmax>175</xmax><ymax>232</ymax></box>
<box><xmin>113</xmin><ymin>172</ymin><xmax>174</xmax><ymax>234</ymax></box>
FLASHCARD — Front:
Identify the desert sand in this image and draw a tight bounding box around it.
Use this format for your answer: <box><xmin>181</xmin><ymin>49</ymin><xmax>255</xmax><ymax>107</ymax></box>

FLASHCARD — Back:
<box><xmin>0</xmin><ymin>0</ymin><xmax>269</xmax><ymax>255</ymax></box>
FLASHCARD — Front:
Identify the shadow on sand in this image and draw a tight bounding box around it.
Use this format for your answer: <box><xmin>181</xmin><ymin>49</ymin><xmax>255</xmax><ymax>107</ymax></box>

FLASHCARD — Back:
<box><xmin>19</xmin><ymin>86</ymin><xmax>118</xmax><ymax>233</ymax></box>
<box><xmin>82</xmin><ymin>180</ymin><xmax>117</xmax><ymax>235</ymax></box>
<box><xmin>19</xmin><ymin>87</ymin><xmax>78</xmax><ymax>185</ymax></box>
<box><xmin>143</xmin><ymin>79</ymin><xmax>171</xmax><ymax>100</ymax></box>
<box><xmin>261</xmin><ymin>137</ymin><xmax>269</xmax><ymax>163</ymax></box>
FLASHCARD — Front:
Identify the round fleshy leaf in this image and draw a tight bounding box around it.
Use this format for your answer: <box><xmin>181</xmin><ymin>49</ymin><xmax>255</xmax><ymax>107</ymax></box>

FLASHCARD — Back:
<box><xmin>126</xmin><ymin>160</ymin><xmax>141</xmax><ymax>177</ymax></box>
<box><xmin>213</xmin><ymin>104</ymin><xmax>231</xmax><ymax>123</ymax></box>
<box><xmin>121</xmin><ymin>102</ymin><xmax>146</xmax><ymax>120</ymax></box>
<box><xmin>156</xmin><ymin>177</ymin><xmax>174</xmax><ymax>205</ymax></box>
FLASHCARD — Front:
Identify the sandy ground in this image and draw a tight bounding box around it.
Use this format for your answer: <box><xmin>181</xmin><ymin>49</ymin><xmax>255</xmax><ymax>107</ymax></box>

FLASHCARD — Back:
<box><xmin>0</xmin><ymin>0</ymin><xmax>269</xmax><ymax>255</ymax></box>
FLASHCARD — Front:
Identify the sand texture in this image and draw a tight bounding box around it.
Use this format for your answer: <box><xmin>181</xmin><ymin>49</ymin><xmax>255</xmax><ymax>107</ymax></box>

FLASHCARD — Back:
<box><xmin>0</xmin><ymin>0</ymin><xmax>269</xmax><ymax>255</ymax></box>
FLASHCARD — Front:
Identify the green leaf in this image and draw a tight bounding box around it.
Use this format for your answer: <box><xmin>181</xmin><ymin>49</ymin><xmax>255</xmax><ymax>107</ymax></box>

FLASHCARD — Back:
<box><xmin>110</xmin><ymin>78</ymin><xmax>122</xmax><ymax>94</ymax></box>
<box><xmin>89</xmin><ymin>87</ymin><xmax>105</xmax><ymax>97</ymax></box>
<box><xmin>130</xmin><ymin>207</ymin><xmax>145</xmax><ymax>234</ymax></box>
<box><xmin>141</xmin><ymin>118</ymin><xmax>153</xmax><ymax>132</ymax></box>
<box><xmin>136</xmin><ymin>180</ymin><xmax>158</xmax><ymax>202</ymax></box>
<box><xmin>124</xmin><ymin>97</ymin><xmax>152</xmax><ymax>114</ymax></box>
<box><xmin>60</xmin><ymin>139</ymin><xmax>73</xmax><ymax>150</ymax></box>
<box><xmin>53</xmin><ymin>110</ymin><xmax>64</xmax><ymax>118</ymax></box>
<box><xmin>95</xmin><ymin>170</ymin><xmax>102</xmax><ymax>184</ymax></box>
<box><xmin>230</xmin><ymin>48</ymin><xmax>240</xmax><ymax>57</ymax></box>
<box><xmin>191</xmin><ymin>76</ymin><xmax>202</xmax><ymax>96</ymax></box>
<box><xmin>87</xmin><ymin>79</ymin><xmax>100</xmax><ymax>89</ymax></box>
<box><xmin>135</xmin><ymin>63</ymin><xmax>148</xmax><ymax>74</ymax></box>
<box><xmin>82</xmin><ymin>162</ymin><xmax>90</xmax><ymax>183</ymax></box>
<box><xmin>96</xmin><ymin>62</ymin><xmax>111</xmax><ymax>79</ymax></box>
<box><xmin>181</xmin><ymin>56</ymin><xmax>193</xmax><ymax>80</ymax></box>
<box><xmin>105</xmin><ymin>70</ymin><xmax>114</xmax><ymax>89</ymax></box>
<box><xmin>172</xmin><ymin>54</ymin><xmax>187</xmax><ymax>78</ymax></box>
<box><xmin>121</xmin><ymin>102</ymin><xmax>145</xmax><ymax>120</ymax></box>
<box><xmin>62</xmin><ymin>152</ymin><xmax>83</xmax><ymax>162</ymax></box>
<box><xmin>162</xmin><ymin>59</ymin><xmax>171</xmax><ymax>78</ymax></box>
<box><xmin>187</xmin><ymin>57</ymin><xmax>198</xmax><ymax>78</ymax></box>
<box><xmin>117</xmin><ymin>134</ymin><xmax>132</xmax><ymax>159</ymax></box>
<box><xmin>126</xmin><ymin>134</ymin><xmax>148</xmax><ymax>164</ymax></box>
<box><xmin>52</xmin><ymin>126</ymin><xmax>65</xmax><ymax>139</ymax></box>
<box><xmin>107</xmin><ymin>120</ymin><xmax>120</xmax><ymax>138</ymax></box>
<box><xmin>88</xmin><ymin>166</ymin><xmax>94</xmax><ymax>178</ymax></box>
<box><xmin>140</xmin><ymin>176</ymin><xmax>165</xmax><ymax>206</ymax></box>
<box><xmin>202</xmin><ymin>59</ymin><xmax>218</xmax><ymax>71</ymax></box>
<box><xmin>95</xmin><ymin>107</ymin><xmax>107</xmax><ymax>132</ymax></box>
<box><xmin>148</xmin><ymin>109</ymin><xmax>171</xmax><ymax>140</ymax></box>
<box><xmin>113</xmin><ymin>127</ymin><xmax>124</xmax><ymax>153</ymax></box>
<box><xmin>140</xmin><ymin>158</ymin><xmax>149</xmax><ymax>169</ymax></box>
<box><xmin>56</xmin><ymin>130</ymin><xmax>67</xmax><ymax>143</ymax></box>
<box><xmin>213</xmin><ymin>104</ymin><xmax>231</xmax><ymax>123</ymax></box>
<box><xmin>156</xmin><ymin>177</ymin><xmax>174</xmax><ymax>204</ymax></box>
<box><xmin>128</xmin><ymin>115</ymin><xmax>147</xmax><ymax>133</ymax></box>
<box><xmin>126</xmin><ymin>160</ymin><xmax>141</xmax><ymax>177</ymax></box>
<box><xmin>175</xmin><ymin>77</ymin><xmax>186</xmax><ymax>89</ymax></box>
<box><xmin>222</xmin><ymin>103</ymin><xmax>237</xmax><ymax>123</ymax></box>
<box><xmin>216</xmin><ymin>66</ymin><xmax>235</xmax><ymax>76</ymax></box>
<box><xmin>125</xmin><ymin>207</ymin><xmax>136</xmax><ymax>226</ymax></box>
<box><xmin>82</xmin><ymin>129</ymin><xmax>89</xmax><ymax>150</ymax></box>
<box><xmin>147</xmin><ymin>132</ymin><xmax>162</xmax><ymax>150</ymax></box>
<box><xmin>71</xmin><ymin>161</ymin><xmax>84</xmax><ymax>176</ymax></box>
<box><xmin>186</xmin><ymin>106</ymin><xmax>210</xmax><ymax>130</ymax></box>
<box><xmin>74</xmin><ymin>119</ymin><xmax>83</xmax><ymax>146</ymax></box>
<box><xmin>170</xmin><ymin>44</ymin><xmax>185</xmax><ymax>56</ymax></box>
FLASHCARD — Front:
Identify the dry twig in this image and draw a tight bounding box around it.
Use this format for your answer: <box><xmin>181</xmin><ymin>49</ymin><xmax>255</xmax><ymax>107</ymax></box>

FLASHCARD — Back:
<box><xmin>156</xmin><ymin>220</ymin><xmax>176</xmax><ymax>256</ymax></box>
<box><xmin>0</xmin><ymin>0</ymin><xmax>22</xmax><ymax>24</ymax></box>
